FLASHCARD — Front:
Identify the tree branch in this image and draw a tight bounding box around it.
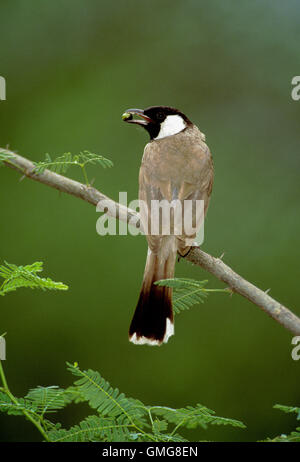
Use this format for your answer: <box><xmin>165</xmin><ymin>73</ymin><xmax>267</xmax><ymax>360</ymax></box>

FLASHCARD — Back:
<box><xmin>2</xmin><ymin>148</ymin><xmax>300</xmax><ymax>336</ymax></box>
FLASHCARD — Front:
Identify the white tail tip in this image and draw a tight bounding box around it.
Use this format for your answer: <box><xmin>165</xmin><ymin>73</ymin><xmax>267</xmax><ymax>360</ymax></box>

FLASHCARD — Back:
<box><xmin>129</xmin><ymin>318</ymin><xmax>174</xmax><ymax>346</ymax></box>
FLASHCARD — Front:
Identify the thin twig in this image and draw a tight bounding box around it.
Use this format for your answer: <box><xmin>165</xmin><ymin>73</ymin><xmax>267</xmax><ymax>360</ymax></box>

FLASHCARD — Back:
<box><xmin>1</xmin><ymin>148</ymin><xmax>300</xmax><ymax>336</ymax></box>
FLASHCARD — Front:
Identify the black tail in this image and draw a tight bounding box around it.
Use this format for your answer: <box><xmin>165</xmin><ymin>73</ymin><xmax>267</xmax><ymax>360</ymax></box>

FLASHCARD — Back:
<box><xmin>129</xmin><ymin>248</ymin><xmax>176</xmax><ymax>346</ymax></box>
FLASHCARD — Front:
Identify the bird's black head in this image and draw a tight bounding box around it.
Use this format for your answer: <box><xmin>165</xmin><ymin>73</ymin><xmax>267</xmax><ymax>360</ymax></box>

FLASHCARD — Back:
<box><xmin>122</xmin><ymin>106</ymin><xmax>192</xmax><ymax>140</ymax></box>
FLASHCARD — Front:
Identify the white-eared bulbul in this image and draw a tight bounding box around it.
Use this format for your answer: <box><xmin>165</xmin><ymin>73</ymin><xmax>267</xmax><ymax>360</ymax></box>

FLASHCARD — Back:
<box><xmin>123</xmin><ymin>106</ymin><xmax>214</xmax><ymax>346</ymax></box>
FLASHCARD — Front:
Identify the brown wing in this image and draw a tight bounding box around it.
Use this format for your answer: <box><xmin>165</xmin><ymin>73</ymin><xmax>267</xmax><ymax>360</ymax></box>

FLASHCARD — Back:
<box><xmin>139</xmin><ymin>127</ymin><xmax>214</xmax><ymax>254</ymax></box>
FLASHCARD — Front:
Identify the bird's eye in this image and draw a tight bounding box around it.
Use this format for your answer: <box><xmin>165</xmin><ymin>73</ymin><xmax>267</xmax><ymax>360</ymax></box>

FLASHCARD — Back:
<box><xmin>157</xmin><ymin>112</ymin><xmax>164</xmax><ymax>121</ymax></box>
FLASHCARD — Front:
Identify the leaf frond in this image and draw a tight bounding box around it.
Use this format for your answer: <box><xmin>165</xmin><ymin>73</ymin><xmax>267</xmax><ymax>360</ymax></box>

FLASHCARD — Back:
<box><xmin>33</xmin><ymin>151</ymin><xmax>113</xmax><ymax>175</ymax></box>
<box><xmin>25</xmin><ymin>386</ymin><xmax>73</xmax><ymax>415</ymax></box>
<box><xmin>274</xmin><ymin>404</ymin><xmax>300</xmax><ymax>419</ymax></box>
<box><xmin>48</xmin><ymin>415</ymin><xmax>134</xmax><ymax>442</ymax></box>
<box><xmin>66</xmin><ymin>363</ymin><xmax>147</xmax><ymax>428</ymax></box>
<box><xmin>0</xmin><ymin>261</ymin><xmax>68</xmax><ymax>296</ymax></box>
<box><xmin>0</xmin><ymin>391</ymin><xmax>37</xmax><ymax>416</ymax></box>
<box><xmin>261</xmin><ymin>404</ymin><xmax>300</xmax><ymax>442</ymax></box>
<box><xmin>156</xmin><ymin>278</ymin><xmax>228</xmax><ymax>314</ymax></box>
<box><xmin>150</xmin><ymin>403</ymin><xmax>246</xmax><ymax>430</ymax></box>
<box><xmin>78</xmin><ymin>150</ymin><xmax>114</xmax><ymax>169</ymax></box>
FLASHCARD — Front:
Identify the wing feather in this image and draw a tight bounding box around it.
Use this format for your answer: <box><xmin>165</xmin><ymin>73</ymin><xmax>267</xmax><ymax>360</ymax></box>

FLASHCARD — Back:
<box><xmin>138</xmin><ymin>128</ymin><xmax>213</xmax><ymax>254</ymax></box>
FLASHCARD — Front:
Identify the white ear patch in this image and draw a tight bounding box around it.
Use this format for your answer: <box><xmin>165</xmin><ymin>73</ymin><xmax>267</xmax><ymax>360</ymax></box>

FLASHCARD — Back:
<box><xmin>155</xmin><ymin>115</ymin><xmax>186</xmax><ymax>140</ymax></box>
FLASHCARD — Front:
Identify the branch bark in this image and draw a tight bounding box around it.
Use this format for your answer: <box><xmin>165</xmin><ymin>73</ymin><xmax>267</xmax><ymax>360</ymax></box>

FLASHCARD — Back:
<box><xmin>2</xmin><ymin>148</ymin><xmax>300</xmax><ymax>336</ymax></box>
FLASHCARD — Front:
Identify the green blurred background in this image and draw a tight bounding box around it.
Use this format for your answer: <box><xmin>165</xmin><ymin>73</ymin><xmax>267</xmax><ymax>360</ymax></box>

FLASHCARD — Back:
<box><xmin>0</xmin><ymin>0</ymin><xmax>299</xmax><ymax>442</ymax></box>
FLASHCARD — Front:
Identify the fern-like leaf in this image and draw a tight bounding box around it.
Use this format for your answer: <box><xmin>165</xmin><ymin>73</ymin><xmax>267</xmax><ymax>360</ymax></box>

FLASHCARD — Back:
<box><xmin>150</xmin><ymin>403</ymin><xmax>246</xmax><ymax>430</ymax></box>
<box><xmin>47</xmin><ymin>415</ymin><xmax>134</xmax><ymax>442</ymax></box>
<box><xmin>33</xmin><ymin>153</ymin><xmax>73</xmax><ymax>174</ymax></box>
<box><xmin>78</xmin><ymin>150</ymin><xmax>113</xmax><ymax>169</ymax></box>
<box><xmin>67</xmin><ymin>363</ymin><xmax>147</xmax><ymax>428</ymax></box>
<box><xmin>274</xmin><ymin>404</ymin><xmax>300</xmax><ymax>419</ymax></box>
<box><xmin>136</xmin><ymin>430</ymin><xmax>188</xmax><ymax>443</ymax></box>
<box><xmin>0</xmin><ymin>261</ymin><xmax>68</xmax><ymax>296</ymax></box>
<box><xmin>0</xmin><ymin>392</ymin><xmax>37</xmax><ymax>416</ymax></box>
<box><xmin>33</xmin><ymin>151</ymin><xmax>113</xmax><ymax>175</ymax></box>
<box><xmin>263</xmin><ymin>429</ymin><xmax>300</xmax><ymax>443</ymax></box>
<box><xmin>25</xmin><ymin>386</ymin><xmax>73</xmax><ymax>415</ymax></box>
<box><xmin>153</xmin><ymin>418</ymin><xmax>168</xmax><ymax>434</ymax></box>
<box><xmin>262</xmin><ymin>404</ymin><xmax>300</xmax><ymax>442</ymax></box>
<box><xmin>156</xmin><ymin>278</ymin><xmax>228</xmax><ymax>314</ymax></box>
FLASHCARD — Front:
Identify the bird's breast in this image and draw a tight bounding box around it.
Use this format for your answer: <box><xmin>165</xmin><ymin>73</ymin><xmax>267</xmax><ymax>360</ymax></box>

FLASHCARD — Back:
<box><xmin>141</xmin><ymin>129</ymin><xmax>211</xmax><ymax>185</ymax></box>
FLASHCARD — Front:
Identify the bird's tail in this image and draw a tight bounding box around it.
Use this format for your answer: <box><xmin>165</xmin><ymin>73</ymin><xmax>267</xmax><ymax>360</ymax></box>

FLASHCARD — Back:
<box><xmin>129</xmin><ymin>241</ymin><xmax>177</xmax><ymax>346</ymax></box>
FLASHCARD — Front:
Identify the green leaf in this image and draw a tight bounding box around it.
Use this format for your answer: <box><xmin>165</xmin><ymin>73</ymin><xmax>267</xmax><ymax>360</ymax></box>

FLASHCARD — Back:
<box><xmin>264</xmin><ymin>428</ymin><xmax>300</xmax><ymax>443</ymax></box>
<box><xmin>78</xmin><ymin>150</ymin><xmax>113</xmax><ymax>169</ymax></box>
<box><xmin>0</xmin><ymin>360</ymin><xmax>248</xmax><ymax>442</ymax></box>
<box><xmin>0</xmin><ymin>261</ymin><xmax>68</xmax><ymax>296</ymax></box>
<box><xmin>156</xmin><ymin>278</ymin><xmax>228</xmax><ymax>314</ymax></box>
<box><xmin>274</xmin><ymin>404</ymin><xmax>300</xmax><ymax>420</ymax></box>
<box><xmin>0</xmin><ymin>391</ymin><xmax>37</xmax><ymax>416</ymax></box>
<box><xmin>137</xmin><ymin>429</ymin><xmax>188</xmax><ymax>443</ymax></box>
<box><xmin>262</xmin><ymin>405</ymin><xmax>300</xmax><ymax>442</ymax></box>
<box><xmin>153</xmin><ymin>418</ymin><xmax>168</xmax><ymax>434</ymax></box>
<box><xmin>66</xmin><ymin>363</ymin><xmax>147</xmax><ymax>428</ymax></box>
<box><xmin>47</xmin><ymin>415</ymin><xmax>133</xmax><ymax>442</ymax></box>
<box><xmin>33</xmin><ymin>153</ymin><xmax>73</xmax><ymax>174</ymax></box>
<box><xmin>25</xmin><ymin>386</ymin><xmax>73</xmax><ymax>415</ymax></box>
<box><xmin>150</xmin><ymin>403</ymin><xmax>246</xmax><ymax>430</ymax></box>
<box><xmin>33</xmin><ymin>151</ymin><xmax>113</xmax><ymax>175</ymax></box>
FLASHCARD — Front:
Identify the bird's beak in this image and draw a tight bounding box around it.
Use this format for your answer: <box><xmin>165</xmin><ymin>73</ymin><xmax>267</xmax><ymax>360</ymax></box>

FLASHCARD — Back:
<box><xmin>122</xmin><ymin>108</ymin><xmax>154</xmax><ymax>126</ymax></box>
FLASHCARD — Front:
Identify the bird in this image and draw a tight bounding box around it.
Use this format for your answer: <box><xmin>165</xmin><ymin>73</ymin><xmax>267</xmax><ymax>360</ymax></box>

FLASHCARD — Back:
<box><xmin>123</xmin><ymin>106</ymin><xmax>214</xmax><ymax>346</ymax></box>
